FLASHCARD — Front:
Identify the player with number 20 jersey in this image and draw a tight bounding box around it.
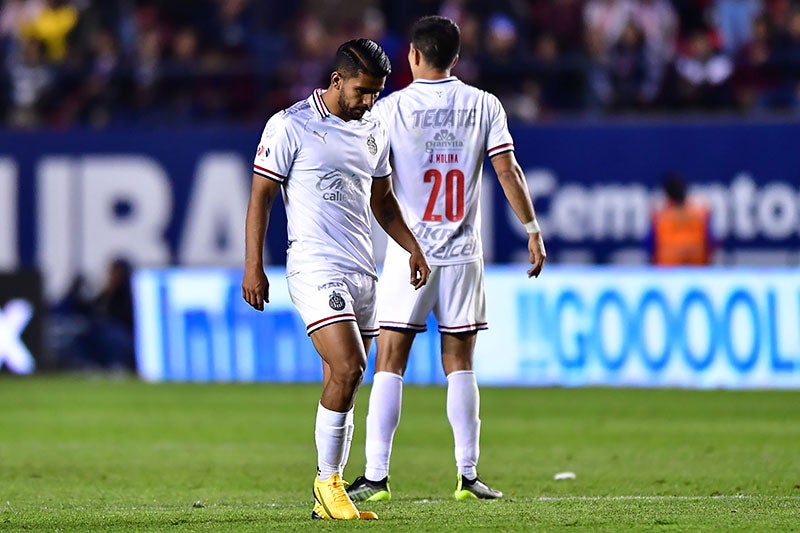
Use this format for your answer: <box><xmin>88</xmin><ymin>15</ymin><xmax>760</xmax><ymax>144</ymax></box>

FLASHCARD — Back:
<box><xmin>370</xmin><ymin>71</ymin><xmax>513</xmax><ymax>332</ymax></box>
<box><xmin>347</xmin><ymin>15</ymin><xmax>546</xmax><ymax>504</ymax></box>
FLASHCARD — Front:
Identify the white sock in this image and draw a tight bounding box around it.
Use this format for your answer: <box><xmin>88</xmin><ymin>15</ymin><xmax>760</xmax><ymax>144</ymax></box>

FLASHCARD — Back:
<box><xmin>315</xmin><ymin>402</ymin><xmax>347</xmax><ymax>480</ymax></box>
<box><xmin>447</xmin><ymin>370</ymin><xmax>480</xmax><ymax>479</ymax></box>
<box><xmin>339</xmin><ymin>407</ymin><xmax>355</xmax><ymax>474</ymax></box>
<box><xmin>364</xmin><ymin>371</ymin><xmax>403</xmax><ymax>481</ymax></box>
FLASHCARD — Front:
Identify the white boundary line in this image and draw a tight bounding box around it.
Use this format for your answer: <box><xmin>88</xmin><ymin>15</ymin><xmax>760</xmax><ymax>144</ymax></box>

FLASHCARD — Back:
<box><xmin>412</xmin><ymin>494</ymin><xmax>800</xmax><ymax>504</ymax></box>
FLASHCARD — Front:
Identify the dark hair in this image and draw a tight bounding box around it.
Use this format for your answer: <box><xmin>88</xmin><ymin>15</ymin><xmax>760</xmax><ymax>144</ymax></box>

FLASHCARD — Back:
<box><xmin>335</xmin><ymin>38</ymin><xmax>391</xmax><ymax>79</ymax></box>
<box><xmin>663</xmin><ymin>173</ymin><xmax>687</xmax><ymax>204</ymax></box>
<box><xmin>410</xmin><ymin>15</ymin><xmax>460</xmax><ymax>70</ymax></box>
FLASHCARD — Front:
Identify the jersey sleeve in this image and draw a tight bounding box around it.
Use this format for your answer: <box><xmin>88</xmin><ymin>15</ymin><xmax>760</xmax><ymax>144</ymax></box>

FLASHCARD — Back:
<box><xmin>253</xmin><ymin>113</ymin><xmax>297</xmax><ymax>183</ymax></box>
<box><xmin>373</xmin><ymin>121</ymin><xmax>392</xmax><ymax>179</ymax></box>
<box><xmin>484</xmin><ymin>93</ymin><xmax>514</xmax><ymax>158</ymax></box>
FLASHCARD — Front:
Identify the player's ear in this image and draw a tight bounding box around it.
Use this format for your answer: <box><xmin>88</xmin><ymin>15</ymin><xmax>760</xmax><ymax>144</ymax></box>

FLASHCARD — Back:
<box><xmin>450</xmin><ymin>54</ymin><xmax>459</xmax><ymax>70</ymax></box>
<box><xmin>331</xmin><ymin>71</ymin><xmax>343</xmax><ymax>90</ymax></box>
<box><xmin>408</xmin><ymin>44</ymin><xmax>420</xmax><ymax>66</ymax></box>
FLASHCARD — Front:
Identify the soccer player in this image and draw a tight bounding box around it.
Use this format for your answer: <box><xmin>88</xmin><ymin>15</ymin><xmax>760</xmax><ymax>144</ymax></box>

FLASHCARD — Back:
<box><xmin>346</xmin><ymin>16</ymin><xmax>546</xmax><ymax>502</ymax></box>
<box><xmin>242</xmin><ymin>38</ymin><xmax>430</xmax><ymax>521</ymax></box>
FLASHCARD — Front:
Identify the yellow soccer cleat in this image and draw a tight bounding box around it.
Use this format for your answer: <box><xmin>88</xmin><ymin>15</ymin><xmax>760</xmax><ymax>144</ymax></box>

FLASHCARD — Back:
<box><xmin>312</xmin><ymin>473</ymin><xmax>361</xmax><ymax>520</ymax></box>
<box><xmin>312</xmin><ymin>501</ymin><xmax>379</xmax><ymax>520</ymax></box>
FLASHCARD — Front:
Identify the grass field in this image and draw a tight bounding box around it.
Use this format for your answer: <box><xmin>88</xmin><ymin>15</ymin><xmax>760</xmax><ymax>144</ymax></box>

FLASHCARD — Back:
<box><xmin>0</xmin><ymin>376</ymin><xmax>798</xmax><ymax>531</ymax></box>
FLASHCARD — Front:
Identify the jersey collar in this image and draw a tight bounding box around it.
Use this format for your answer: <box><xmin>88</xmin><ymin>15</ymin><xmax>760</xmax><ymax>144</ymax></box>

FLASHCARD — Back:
<box><xmin>310</xmin><ymin>88</ymin><xmax>331</xmax><ymax>119</ymax></box>
<box><xmin>411</xmin><ymin>76</ymin><xmax>459</xmax><ymax>85</ymax></box>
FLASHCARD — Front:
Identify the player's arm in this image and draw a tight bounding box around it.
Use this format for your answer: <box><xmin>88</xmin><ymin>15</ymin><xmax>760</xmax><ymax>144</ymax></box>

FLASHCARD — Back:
<box><xmin>370</xmin><ymin>177</ymin><xmax>431</xmax><ymax>289</ymax></box>
<box><xmin>242</xmin><ymin>175</ymin><xmax>281</xmax><ymax>310</ymax></box>
<box><xmin>491</xmin><ymin>151</ymin><xmax>546</xmax><ymax>278</ymax></box>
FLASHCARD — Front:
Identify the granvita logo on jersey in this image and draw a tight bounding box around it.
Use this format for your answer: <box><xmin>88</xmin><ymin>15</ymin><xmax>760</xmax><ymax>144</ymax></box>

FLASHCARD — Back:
<box><xmin>425</xmin><ymin>129</ymin><xmax>464</xmax><ymax>153</ymax></box>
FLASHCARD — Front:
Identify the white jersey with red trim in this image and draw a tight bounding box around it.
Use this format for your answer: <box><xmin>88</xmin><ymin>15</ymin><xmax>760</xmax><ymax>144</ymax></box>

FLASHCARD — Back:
<box><xmin>253</xmin><ymin>89</ymin><xmax>392</xmax><ymax>278</ymax></box>
<box><xmin>369</xmin><ymin>76</ymin><xmax>513</xmax><ymax>266</ymax></box>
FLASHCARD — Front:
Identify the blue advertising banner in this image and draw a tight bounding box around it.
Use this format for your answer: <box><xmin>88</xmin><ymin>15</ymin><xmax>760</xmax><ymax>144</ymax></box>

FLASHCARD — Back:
<box><xmin>133</xmin><ymin>266</ymin><xmax>800</xmax><ymax>388</ymax></box>
<box><xmin>2</xmin><ymin>121</ymin><xmax>799</xmax><ymax>305</ymax></box>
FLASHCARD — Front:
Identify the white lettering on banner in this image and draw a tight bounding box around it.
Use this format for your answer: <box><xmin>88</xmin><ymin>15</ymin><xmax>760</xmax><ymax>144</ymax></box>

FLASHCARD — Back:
<box><xmin>37</xmin><ymin>158</ymin><xmax>78</xmax><ymax>301</ymax></box>
<box><xmin>516</xmin><ymin>169</ymin><xmax>800</xmax><ymax>245</ymax></box>
<box><xmin>0</xmin><ymin>299</ymin><xmax>35</xmax><ymax>374</ymax></box>
<box><xmin>0</xmin><ymin>159</ymin><xmax>18</xmax><ymax>270</ymax></box>
<box><xmin>179</xmin><ymin>153</ymin><xmax>252</xmax><ymax>266</ymax></box>
<box><xmin>80</xmin><ymin>156</ymin><xmax>172</xmax><ymax>287</ymax></box>
<box><xmin>504</xmin><ymin>271</ymin><xmax>800</xmax><ymax>388</ymax></box>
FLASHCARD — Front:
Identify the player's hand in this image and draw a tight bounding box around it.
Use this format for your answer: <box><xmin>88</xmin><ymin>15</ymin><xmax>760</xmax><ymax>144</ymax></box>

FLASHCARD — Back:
<box><xmin>527</xmin><ymin>231</ymin><xmax>546</xmax><ymax>278</ymax></box>
<box><xmin>408</xmin><ymin>248</ymin><xmax>431</xmax><ymax>290</ymax></box>
<box><xmin>242</xmin><ymin>266</ymin><xmax>269</xmax><ymax>311</ymax></box>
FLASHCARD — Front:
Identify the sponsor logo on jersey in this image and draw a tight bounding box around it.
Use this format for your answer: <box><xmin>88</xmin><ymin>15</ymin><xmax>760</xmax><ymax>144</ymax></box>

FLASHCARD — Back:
<box><xmin>329</xmin><ymin>290</ymin><xmax>345</xmax><ymax>311</ymax></box>
<box><xmin>411</xmin><ymin>222</ymin><xmax>480</xmax><ymax>260</ymax></box>
<box><xmin>316</xmin><ymin>169</ymin><xmax>364</xmax><ymax>202</ymax></box>
<box><xmin>410</xmin><ymin>108</ymin><xmax>476</xmax><ymax>129</ymax></box>
<box><xmin>425</xmin><ymin>129</ymin><xmax>464</xmax><ymax>153</ymax></box>
<box><xmin>317</xmin><ymin>281</ymin><xmax>345</xmax><ymax>290</ymax></box>
<box><xmin>257</xmin><ymin>145</ymin><xmax>269</xmax><ymax>157</ymax></box>
<box><xmin>366</xmin><ymin>134</ymin><xmax>377</xmax><ymax>155</ymax></box>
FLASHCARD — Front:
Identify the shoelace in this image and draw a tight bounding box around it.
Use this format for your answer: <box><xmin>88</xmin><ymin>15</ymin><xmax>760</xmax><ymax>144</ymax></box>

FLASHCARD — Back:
<box><xmin>328</xmin><ymin>478</ymin><xmax>352</xmax><ymax>505</ymax></box>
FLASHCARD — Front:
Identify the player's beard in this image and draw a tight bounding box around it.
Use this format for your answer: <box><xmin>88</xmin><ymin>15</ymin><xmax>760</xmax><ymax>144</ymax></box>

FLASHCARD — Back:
<box><xmin>338</xmin><ymin>92</ymin><xmax>369</xmax><ymax>121</ymax></box>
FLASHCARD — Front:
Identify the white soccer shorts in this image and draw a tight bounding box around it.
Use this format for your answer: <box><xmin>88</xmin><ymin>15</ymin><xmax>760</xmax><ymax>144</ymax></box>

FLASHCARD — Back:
<box><xmin>286</xmin><ymin>270</ymin><xmax>379</xmax><ymax>337</ymax></box>
<box><xmin>377</xmin><ymin>258</ymin><xmax>487</xmax><ymax>333</ymax></box>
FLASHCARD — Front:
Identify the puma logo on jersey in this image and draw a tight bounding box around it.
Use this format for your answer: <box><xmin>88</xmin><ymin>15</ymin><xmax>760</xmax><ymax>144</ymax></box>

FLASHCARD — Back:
<box><xmin>311</xmin><ymin>130</ymin><xmax>328</xmax><ymax>143</ymax></box>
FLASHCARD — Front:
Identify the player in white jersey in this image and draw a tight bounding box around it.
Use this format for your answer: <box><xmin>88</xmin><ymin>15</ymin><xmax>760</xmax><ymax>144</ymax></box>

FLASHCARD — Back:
<box><xmin>347</xmin><ymin>16</ymin><xmax>546</xmax><ymax>503</ymax></box>
<box><xmin>242</xmin><ymin>38</ymin><xmax>430</xmax><ymax>521</ymax></box>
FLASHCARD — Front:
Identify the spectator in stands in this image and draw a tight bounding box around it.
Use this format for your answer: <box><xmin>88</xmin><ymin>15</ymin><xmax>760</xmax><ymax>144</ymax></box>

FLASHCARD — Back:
<box><xmin>20</xmin><ymin>0</ymin><xmax>77</xmax><ymax>62</ymax></box>
<box><xmin>769</xmin><ymin>6</ymin><xmax>800</xmax><ymax>111</ymax></box>
<box><xmin>584</xmin><ymin>0</ymin><xmax>634</xmax><ymax>54</ymax></box>
<box><xmin>530</xmin><ymin>0</ymin><xmax>585</xmax><ymax>54</ymax></box>
<box><xmin>711</xmin><ymin>0</ymin><xmax>762</xmax><ymax>56</ymax></box>
<box><xmin>631</xmin><ymin>0</ymin><xmax>678</xmax><ymax>96</ymax></box>
<box><xmin>673</xmin><ymin>30</ymin><xmax>735</xmax><ymax>109</ymax></box>
<box><xmin>732</xmin><ymin>13</ymin><xmax>780</xmax><ymax>110</ymax></box>
<box><xmin>7</xmin><ymin>37</ymin><xmax>53</xmax><ymax>127</ymax></box>
<box><xmin>607</xmin><ymin>19</ymin><xmax>659</xmax><ymax>110</ymax></box>
<box><xmin>648</xmin><ymin>173</ymin><xmax>715</xmax><ymax>266</ymax></box>
<box><xmin>78</xmin><ymin>28</ymin><xmax>125</xmax><ymax>127</ymax></box>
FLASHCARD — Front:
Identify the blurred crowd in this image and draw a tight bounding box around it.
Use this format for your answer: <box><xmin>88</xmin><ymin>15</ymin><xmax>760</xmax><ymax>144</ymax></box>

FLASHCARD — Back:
<box><xmin>1</xmin><ymin>0</ymin><xmax>799</xmax><ymax>128</ymax></box>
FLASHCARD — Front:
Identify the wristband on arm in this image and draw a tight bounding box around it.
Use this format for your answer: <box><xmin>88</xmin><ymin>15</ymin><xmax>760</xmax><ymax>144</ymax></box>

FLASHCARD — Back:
<box><xmin>524</xmin><ymin>219</ymin><xmax>541</xmax><ymax>234</ymax></box>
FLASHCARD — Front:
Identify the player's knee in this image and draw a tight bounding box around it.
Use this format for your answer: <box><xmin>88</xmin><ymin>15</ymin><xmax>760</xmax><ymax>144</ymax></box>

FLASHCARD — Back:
<box><xmin>330</xmin><ymin>357</ymin><xmax>366</xmax><ymax>388</ymax></box>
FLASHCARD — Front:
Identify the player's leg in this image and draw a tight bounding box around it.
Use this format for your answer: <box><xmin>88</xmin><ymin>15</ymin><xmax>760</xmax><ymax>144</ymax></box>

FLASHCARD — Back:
<box><xmin>339</xmin><ymin>336</ymin><xmax>373</xmax><ymax>475</ymax></box>
<box><xmin>308</xmin><ymin>321</ymin><xmax>369</xmax><ymax>519</ymax></box>
<box><xmin>442</xmin><ymin>332</ymin><xmax>502</xmax><ymax>499</ymax></box>
<box><xmin>347</xmin><ymin>328</ymin><xmax>415</xmax><ymax>501</ymax></box>
<box><xmin>437</xmin><ymin>261</ymin><xmax>502</xmax><ymax>500</ymax></box>
<box><xmin>348</xmin><ymin>252</ymin><xmax>437</xmax><ymax>502</ymax></box>
<box><xmin>287</xmin><ymin>271</ymin><xmax>374</xmax><ymax>519</ymax></box>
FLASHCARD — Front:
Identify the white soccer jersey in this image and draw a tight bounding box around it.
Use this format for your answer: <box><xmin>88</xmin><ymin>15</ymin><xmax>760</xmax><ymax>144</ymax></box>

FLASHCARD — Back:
<box><xmin>369</xmin><ymin>76</ymin><xmax>513</xmax><ymax>266</ymax></box>
<box><xmin>253</xmin><ymin>89</ymin><xmax>392</xmax><ymax>278</ymax></box>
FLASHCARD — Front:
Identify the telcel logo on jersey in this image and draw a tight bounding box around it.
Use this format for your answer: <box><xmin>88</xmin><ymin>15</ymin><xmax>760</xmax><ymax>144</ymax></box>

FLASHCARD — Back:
<box><xmin>316</xmin><ymin>169</ymin><xmax>363</xmax><ymax>202</ymax></box>
<box><xmin>415</xmin><ymin>223</ymin><xmax>479</xmax><ymax>260</ymax></box>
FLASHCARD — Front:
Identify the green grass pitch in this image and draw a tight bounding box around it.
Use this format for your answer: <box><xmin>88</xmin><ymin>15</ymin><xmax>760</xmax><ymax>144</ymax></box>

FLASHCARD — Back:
<box><xmin>0</xmin><ymin>376</ymin><xmax>798</xmax><ymax>531</ymax></box>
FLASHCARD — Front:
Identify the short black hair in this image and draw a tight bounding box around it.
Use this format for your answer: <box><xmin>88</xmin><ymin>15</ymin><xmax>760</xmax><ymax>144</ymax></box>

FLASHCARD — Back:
<box><xmin>334</xmin><ymin>38</ymin><xmax>391</xmax><ymax>79</ymax></box>
<box><xmin>410</xmin><ymin>15</ymin><xmax>460</xmax><ymax>70</ymax></box>
<box><xmin>663</xmin><ymin>172</ymin><xmax>687</xmax><ymax>204</ymax></box>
